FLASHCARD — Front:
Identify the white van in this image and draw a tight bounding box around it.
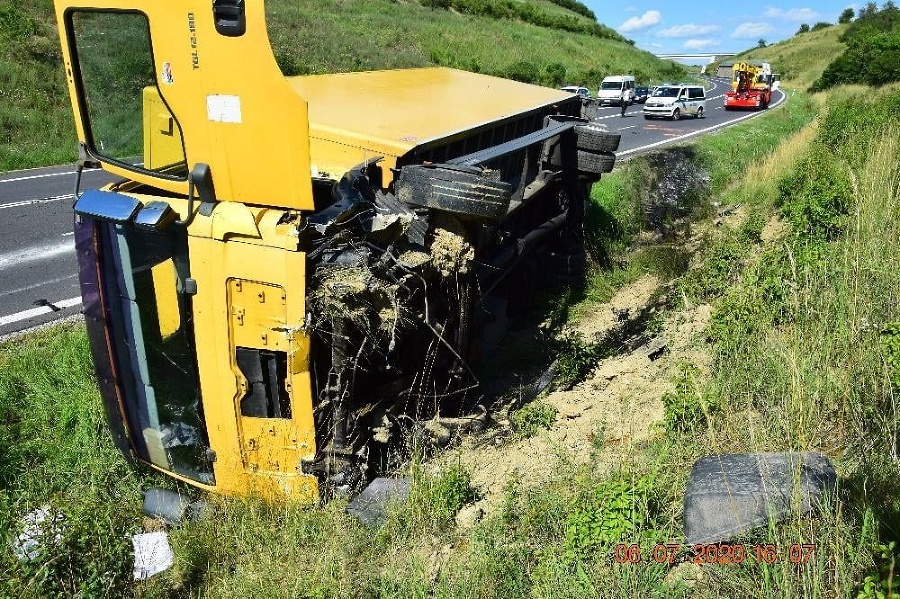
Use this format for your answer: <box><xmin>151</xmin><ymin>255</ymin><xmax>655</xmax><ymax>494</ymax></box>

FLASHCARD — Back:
<box><xmin>596</xmin><ymin>75</ymin><xmax>635</xmax><ymax>106</ymax></box>
<box><xmin>642</xmin><ymin>84</ymin><xmax>706</xmax><ymax>120</ymax></box>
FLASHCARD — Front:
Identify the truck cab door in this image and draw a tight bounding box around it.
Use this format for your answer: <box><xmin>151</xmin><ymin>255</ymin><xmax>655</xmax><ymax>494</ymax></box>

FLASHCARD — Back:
<box><xmin>55</xmin><ymin>0</ymin><xmax>314</xmax><ymax>211</ymax></box>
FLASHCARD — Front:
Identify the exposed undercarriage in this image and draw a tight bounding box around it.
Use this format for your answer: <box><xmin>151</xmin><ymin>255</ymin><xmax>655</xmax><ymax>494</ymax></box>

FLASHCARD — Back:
<box><xmin>295</xmin><ymin>126</ymin><xmax>609</xmax><ymax>494</ymax></box>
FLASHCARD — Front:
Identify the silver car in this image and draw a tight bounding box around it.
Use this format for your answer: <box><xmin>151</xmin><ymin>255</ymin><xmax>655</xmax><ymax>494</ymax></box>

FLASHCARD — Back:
<box><xmin>643</xmin><ymin>84</ymin><xmax>706</xmax><ymax>120</ymax></box>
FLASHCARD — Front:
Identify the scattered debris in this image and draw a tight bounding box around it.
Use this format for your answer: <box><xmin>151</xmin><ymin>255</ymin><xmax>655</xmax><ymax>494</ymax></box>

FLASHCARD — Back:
<box><xmin>142</xmin><ymin>488</ymin><xmax>207</xmax><ymax>526</ymax></box>
<box><xmin>132</xmin><ymin>531</ymin><xmax>174</xmax><ymax>581</ymax></box>
<box><xmin>13</xmin><ymin>505</ymin><xmax>64</xmax><ymax>561</ymax></box>
<box><xmin>346</xmin><ymin>477</ymin><xmax>411</xmax><ymax>527</ymax></box>
<box><xmin>683</xmin><ymin>452</ymin><xmax>837</xmax><ymax>544</ymax></box>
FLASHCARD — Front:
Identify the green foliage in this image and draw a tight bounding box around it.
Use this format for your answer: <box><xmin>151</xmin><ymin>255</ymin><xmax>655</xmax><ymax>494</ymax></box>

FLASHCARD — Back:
<box><xmin>880</xmin><ymin>323</ymin><xmax>900</xmax><ymax>391</ymax></box>
<box><xmin>678</xmin><ymin>232</ymin><xmax>749</xmax><ymax>301</ymax></box>
<box><xmin>545</xmin><ymin>0</ymin><xmax>595</xmax><ymax>20</ymax></box>
<box><xmin>810</xmin><ymin>3</ymin><xmax>900</xmax><ymax>90</ymax></box>
<box><xmin>5</xmin><ymin>0</ymin><xmax>685</xmax><ymax>169</ymax></box>
<box><xmin>505</xmin><ymin>60</ymin><xmax>540</xmax><ymax>83</ymax></box>
<box><xmin>777</xmin><ymin>151</ymin><xmax>851</xmax><ymax>240</ymax></box>
<box><xmin>797</xmin><ymin>23</ymin><xmax>811</xmax><ymax>34</ymax></box>
<box><xmin>812</xmin><ymin>21</ymin><xmax>833</xmax><ymax>31</ymax></box>
<box><xmin>544</xmin><ymin>61</ymin><xmax>567</xmax><ymax>86</ymax></box>
<box><xmin>840</xmin><ymin>8</ymin><xmax>855</xmax><ymax>24</ymax></box>
<box><xmin>661</xmin><ymin>362</ymin><xmax>717</xmax><ymax>432</ymax></box>
<box><xmin>510</xmin><ymin>400</ymin><xmax>558</xmax><ymax>438</ymax></box>
<box><xmin>408</xmin><ymin>464</ymin><xmax>476</xmax><ymax>529</ymax></box>
<box><xmin>421</xmin><ymin>0</ymin><xmax>626</xmax><ymax>41</ymax></box>
<box><xmin>564</xmin><ymin>471</ymin><xmax>657</xmax><ymax>559</ymax></box>
<box><xmin>4</xmin><ymin>500</ymin><xmax>135</xmax><ymax>597</ymax></box>
<box><xmin>0</xmin><ymin>325</ymin><xmax>144</xmax><ymax>597</ymax></box>
<box><xmin>553</xmin><ymin>330</ymin><xmax>604</xmax><ymax>389</ymax></box>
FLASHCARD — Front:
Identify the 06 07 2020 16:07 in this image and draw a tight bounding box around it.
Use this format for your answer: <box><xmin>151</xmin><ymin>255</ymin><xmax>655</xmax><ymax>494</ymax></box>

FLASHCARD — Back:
<box><xmin>612</xmin><ymin>543</ymin><xmax>817</xmax><ymax>565</ymax></box>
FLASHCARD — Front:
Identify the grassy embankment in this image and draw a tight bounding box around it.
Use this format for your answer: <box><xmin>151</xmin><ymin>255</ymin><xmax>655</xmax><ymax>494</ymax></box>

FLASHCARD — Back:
<box><xmin>8</xmin><ymin>85</ymin><xmax>899</xmax><ymax>597</ymax></box>
<box><xmin>0</xmin><ymin>0</ymin><xmax>683</xmax><ymax>172</ymax></box>
<box><xmin>711</xmin><ymin>24</ymin><xmax>847</xmax><ymax>90</ymax></box>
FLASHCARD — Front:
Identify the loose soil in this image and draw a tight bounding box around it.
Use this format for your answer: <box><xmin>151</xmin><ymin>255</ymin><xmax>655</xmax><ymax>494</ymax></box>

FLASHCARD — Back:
<box><xmin>437</xmin><ymin>274</ymin><xmax>713</xmax><ymax>514</ymax></box>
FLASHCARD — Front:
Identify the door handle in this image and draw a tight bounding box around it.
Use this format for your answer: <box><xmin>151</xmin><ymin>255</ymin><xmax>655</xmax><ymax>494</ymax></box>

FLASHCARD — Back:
<box><xmin>213</xmin><ymin>0</ymin><xmax>246</xmax><ymax>37</ymax></box>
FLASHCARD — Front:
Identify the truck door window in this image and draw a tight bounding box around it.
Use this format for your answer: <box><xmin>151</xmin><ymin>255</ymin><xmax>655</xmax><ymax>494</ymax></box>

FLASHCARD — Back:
<box><xmin>69</xmin><ymin>11</ymin><xmax>187</xmax><ymax>178</ymax></box>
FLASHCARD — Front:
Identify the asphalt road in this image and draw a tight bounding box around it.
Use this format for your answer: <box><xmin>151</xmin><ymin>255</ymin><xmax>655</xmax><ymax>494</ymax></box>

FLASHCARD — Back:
<box><xmin>0</xmin><ymin>77</ymin><xmax>784</xmax><ymax>338</ymax></box>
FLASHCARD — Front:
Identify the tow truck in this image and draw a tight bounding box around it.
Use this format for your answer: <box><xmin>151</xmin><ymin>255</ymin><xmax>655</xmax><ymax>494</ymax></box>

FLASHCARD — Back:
<box><xmin>724</xmin><ymin>61</ymin><xmax>774</xmax><ymax>110</ymax></box>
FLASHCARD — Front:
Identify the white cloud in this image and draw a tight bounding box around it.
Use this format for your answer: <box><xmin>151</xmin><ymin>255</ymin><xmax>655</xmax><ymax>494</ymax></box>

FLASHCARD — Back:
<box><xmin>619</xmin><ymin>10</ymin><xmax>662</xmax><ymax>32</ymax></box>
<box><xmin>764</xmin><ymin>7</ymin><xmax>820</xmax><ymax>21</ymax></box>
<box><xmin>730</xmin><ymin>22</ymin><xmax>775</xmax><ymax>38</ymax></box>
<box><xmin>657</xmin><ymin>24</ymin><xmax>720</xmax><ymax>38</ymax></box>
<box><xmin>683</xmin><ymin>38</ymin><xmax>719</xmax><ymax>49</ymax></box>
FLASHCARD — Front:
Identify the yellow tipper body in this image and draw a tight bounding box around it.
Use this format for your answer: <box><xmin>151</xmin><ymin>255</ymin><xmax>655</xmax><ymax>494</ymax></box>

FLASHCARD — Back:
<box><xmin>291</xmin><ymin>68</ymin><xmax>572</xmax><ymax>181</ymax></box>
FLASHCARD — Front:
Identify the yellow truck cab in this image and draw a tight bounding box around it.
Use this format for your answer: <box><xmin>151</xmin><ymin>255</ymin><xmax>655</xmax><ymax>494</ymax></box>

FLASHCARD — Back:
<box><xmin>55</xmin><ymin>0</ymin><xmax>619</xmax><ymax>501</ymax></box>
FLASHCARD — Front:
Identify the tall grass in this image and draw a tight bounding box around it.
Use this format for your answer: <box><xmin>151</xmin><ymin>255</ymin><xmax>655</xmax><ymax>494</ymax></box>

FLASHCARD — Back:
<box><xmin>670</xmin><ymin>88</ymin><xmax>900</xmax><ymax>597</ymax></box>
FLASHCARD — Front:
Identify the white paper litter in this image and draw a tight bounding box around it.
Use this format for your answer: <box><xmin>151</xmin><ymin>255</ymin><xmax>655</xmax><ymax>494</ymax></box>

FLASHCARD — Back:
<box><xmin>132</xmin><ymin>531</ymin><xmax>174</xmax><ymax>580</ymax></box>
<box><xmin>13</xmin><ymin>505</ymin><xmax>64</xmax><ymax>561</ymax></box>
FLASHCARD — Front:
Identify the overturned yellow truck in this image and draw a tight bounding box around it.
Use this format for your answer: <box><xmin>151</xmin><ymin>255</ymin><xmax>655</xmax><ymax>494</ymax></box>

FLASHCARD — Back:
<box><xmin>56</xmin><ymin>0</ymin><xmax>619</xmax><ymax>501</ymax></box>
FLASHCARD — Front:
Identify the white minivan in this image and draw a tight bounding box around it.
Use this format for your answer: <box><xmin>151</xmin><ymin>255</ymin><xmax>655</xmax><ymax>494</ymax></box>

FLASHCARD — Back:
<box><xmin>596</xmin><ymin>75</ymin><xmax>635</xmax><ymax>106</ymax></box>
<box><xmin>642</xmin><ymin>84</ymin><xmax>706</xmax><ymax>120</ymax></box>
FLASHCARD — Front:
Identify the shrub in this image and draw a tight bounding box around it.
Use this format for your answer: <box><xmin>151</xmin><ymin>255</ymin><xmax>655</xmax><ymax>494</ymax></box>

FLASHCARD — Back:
<box><xmin>545</xmin><ymin>62</ymin><xmax>567</xmax><ymax>87</ymax></box>
<box><xmin>564</xmin><ymin>471</ymin><xmax>657</xmax><ymax>559</ymax></box>
<box><xmin>661</xmin><ymin>362</ymin><xmax>717</xmax><ymax>432</ymax></box>
<box><xmin>554</xmin><ymin>330</ymin><xmax>603</xmax><ymax>389</ymax></box>
<box><xmin>505</xmin><ymin>60</ymin><xmax>540</xmax><ymax>84</ymax></box>
<box><xmin>511</xmin><ymin>401</ymin><xmax>558</xmax><ymax>438</ymax></box>
<box><xmin>777</xmin><ymin>152</ymin><xmax>851</xmax><ymax>241</ymax></box>
<box><xmin>407</xmin><ymin>464</ymin><xmax>476</xmax><ymax>530</ymax></box>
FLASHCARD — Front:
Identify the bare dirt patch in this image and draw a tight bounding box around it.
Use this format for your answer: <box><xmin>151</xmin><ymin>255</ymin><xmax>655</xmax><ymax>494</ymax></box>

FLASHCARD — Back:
<box><xmin>438</xmin><ymin>281</ymin><xmax>713</xmax><ymax>513</ymax></box>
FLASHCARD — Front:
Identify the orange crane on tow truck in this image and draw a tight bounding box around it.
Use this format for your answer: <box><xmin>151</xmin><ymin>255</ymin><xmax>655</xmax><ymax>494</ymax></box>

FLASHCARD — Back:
<box><xmin>724</xmin><ymin>61</ymin><xmax>774</xmax><ymax>110</ymax></box>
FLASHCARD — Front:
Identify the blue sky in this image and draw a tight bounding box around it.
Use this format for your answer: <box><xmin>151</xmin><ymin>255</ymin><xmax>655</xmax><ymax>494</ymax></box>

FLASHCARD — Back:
<box><xmin>582</xmin><ymin>2</ymin><xmax>857</xmax><ymax>58</ymax></box>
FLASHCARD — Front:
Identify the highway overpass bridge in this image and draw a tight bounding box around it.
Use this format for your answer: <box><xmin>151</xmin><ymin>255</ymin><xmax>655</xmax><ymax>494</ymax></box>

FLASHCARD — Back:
<box><xmin>655</xmin><ymin>52</ymin><xmax>737</xmax><ymax>67</ymax></box>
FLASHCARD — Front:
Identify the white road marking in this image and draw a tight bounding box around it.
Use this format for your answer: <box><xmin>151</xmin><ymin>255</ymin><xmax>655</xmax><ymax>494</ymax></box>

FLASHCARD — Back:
<box><xmin>0</xmin><ymin>296</ymin><xmax>82</xmax><ymax>327</ymax></box>
<box><xmin>61</xmin><ymin>231</ymin><xmax>74</xmax><ymax>237</ymax></box>
<box><xmin>617</xmin><ymin>125</ymin><xmax>638</xmax><ymax>131</ymax></box>
<box><xmin>0</xmin><ymin>171</ymin><xmax>75</xmax><ymax>184</ymax></box>
<box><xmin>617</xmin><ymin>90</ymin><xmax>787</xmax><ymax>158</ymax></box>
<box><xmin>0</xmin><ymin>167</ymin><xmax>103</xmax><ymax>186</ymax></box>
<box><xmin>1</xmin><ymin>274</ymin><xmax>79</xmax><ymax>298</ymax></box>
<box><xmin>0</xmin><ymin>194</ymin><xmax>73</xmax><ymax>210</ymax></box>
<box><xmin>0</xmin><ymin>238</ymin><xmax>76</xmax><ymax>271</ymax></box>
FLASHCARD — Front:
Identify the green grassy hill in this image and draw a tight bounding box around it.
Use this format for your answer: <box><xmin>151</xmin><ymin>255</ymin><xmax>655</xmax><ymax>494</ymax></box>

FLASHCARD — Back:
<box><xmin>713</xmin><ymin>24</ymin><xmax>847</xmax><ymax>90</ymax></box>
<box><xmin>0</xmin><ymin>0</ymin><xmax>685</xmax><ymax>171</ymax></box>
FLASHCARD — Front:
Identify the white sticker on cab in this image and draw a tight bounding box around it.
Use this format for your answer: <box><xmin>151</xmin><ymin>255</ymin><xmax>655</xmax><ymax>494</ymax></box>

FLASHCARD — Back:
<box><xmin>206</xmin><ymin>95</ymin><xmax>242</xmax><ymax>124</ymax></box>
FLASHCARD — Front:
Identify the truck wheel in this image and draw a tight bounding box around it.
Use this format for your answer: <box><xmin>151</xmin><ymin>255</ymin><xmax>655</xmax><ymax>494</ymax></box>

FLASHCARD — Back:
<box><xmin>574</xmin><ymin>123</ymin><xmax>621</xmax><ymax>152</ymax></box>
<box><xmin>395</xmin><ymin>164</ymin><xmax>513</xmax><ymax>220</ymax></box>
<box><xmin>577</xmin><ymin>150</ymin><xmax>615</xmax><ymax>174</ymax></box>
<box><xmin>672</xmin><ymin>108</ymin><xmax>681</xmax><ymax>121</ymax></box>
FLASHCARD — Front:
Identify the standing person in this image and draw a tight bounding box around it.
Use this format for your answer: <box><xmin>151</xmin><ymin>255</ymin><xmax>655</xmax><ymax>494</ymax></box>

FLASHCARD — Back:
<box><xmin>620</xmin><ymin>85</ymin><xmax>634</xmax><ymax>117</ymax></box>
